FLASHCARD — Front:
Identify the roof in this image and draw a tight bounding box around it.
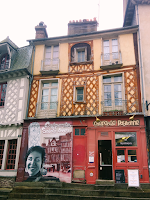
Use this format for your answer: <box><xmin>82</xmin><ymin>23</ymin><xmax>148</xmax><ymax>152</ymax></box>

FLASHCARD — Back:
<box><xmin>27</xmin><ymin>25</ymin><xmax>139</xmax><ymax>46</ymax></box>
<box><xmin>0</xmin><ymin>37</ymin><xmax>18</xmax><ymax>50</ymax></box>
<box><xmin>11</xmin><ymin>45</ymin><xmax>33</xmax><ymax>71</ymax></box>
<box><xmin>124</xmin><ymin>0</ymin><xmax>150</xmax><ymax>27</ymax></box>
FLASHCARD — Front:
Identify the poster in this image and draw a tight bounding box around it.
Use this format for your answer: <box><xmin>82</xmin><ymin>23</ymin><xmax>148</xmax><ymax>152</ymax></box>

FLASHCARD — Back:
<box><xmin>128</xmin><ymin>169</ymin><xmax>140</xmax><ymax>187</ymax></box>
<box><xmin>24</xmin><ymin>121</ymin><xmax>73</xmax><ymax>183</ymax></box>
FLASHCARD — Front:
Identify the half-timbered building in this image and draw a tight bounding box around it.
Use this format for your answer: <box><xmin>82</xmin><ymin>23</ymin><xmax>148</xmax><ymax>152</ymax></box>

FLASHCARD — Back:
<box><xmin>0</xmin><ymin>37</ymin><xmax>33</xmax><ymax>186</ymax></box>
<box><xmin>17</xmin><ymin>20</ymin><xmax>149</xmax><ymax>184</ymax></box>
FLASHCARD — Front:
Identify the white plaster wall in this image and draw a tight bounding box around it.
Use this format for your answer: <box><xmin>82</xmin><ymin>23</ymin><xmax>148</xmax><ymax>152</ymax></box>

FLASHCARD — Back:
<box><xmin>0</xmin><ymin>76</ymin><xmax>29</xmax><ymax>125</ymax></box>
<box><xmin>138</xmin><ymin>5</ymin><xmax>150</xmax><ymax>115</ymax></box>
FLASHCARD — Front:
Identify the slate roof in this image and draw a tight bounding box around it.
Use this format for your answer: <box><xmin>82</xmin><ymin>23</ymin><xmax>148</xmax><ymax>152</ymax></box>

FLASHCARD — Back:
<box><xmin>11</xmin><ymin>45</ymin><xmax>33</xmax><ymax>72</ymax></box>
<box><xmin>0</xmin><ymin>37</ymin><xmax>18</xmax><ymax>50</ymax></box>
<box><xmin>124</xmin><ymin>0</ymin><xmax>150</xmax><ymax>27</ymax></box>
<box><xmin>0</xmin><ymin>37</ymin><xmax>33</xmax><ymax>75</ymax></box>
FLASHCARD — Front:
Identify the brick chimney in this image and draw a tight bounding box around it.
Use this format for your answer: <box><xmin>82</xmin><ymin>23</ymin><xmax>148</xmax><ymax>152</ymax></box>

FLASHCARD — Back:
<box><xmin>35</xmin><ymin>21</ymin><xmax>48</xmax><ymax>39</ymax></box>
<box><xmin>68</xmin><ymin>18</ymin><xmax>98</xmax><ymax>35</ymax></box>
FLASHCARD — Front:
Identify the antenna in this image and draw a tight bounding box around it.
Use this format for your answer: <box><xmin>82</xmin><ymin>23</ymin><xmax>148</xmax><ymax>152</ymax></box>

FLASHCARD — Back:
<box><xmin>98</xmin><ymin>0</ymin><xmax>100</xmax><ymax>27</ymax></box>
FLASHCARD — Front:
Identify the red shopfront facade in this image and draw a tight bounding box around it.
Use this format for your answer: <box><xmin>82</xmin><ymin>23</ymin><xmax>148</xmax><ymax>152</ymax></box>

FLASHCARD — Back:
<box><xmin>72</xmin><ymin>115</ymin><xmax>149</xmax><ymax>184</ymax></box>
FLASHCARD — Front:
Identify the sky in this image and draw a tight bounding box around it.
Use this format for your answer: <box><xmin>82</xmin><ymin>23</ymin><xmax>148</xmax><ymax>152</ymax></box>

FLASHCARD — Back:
<box><xmin>0</xmin><ymin>0</ymin><xmax>123</xmax><ymax>48</ymax></box>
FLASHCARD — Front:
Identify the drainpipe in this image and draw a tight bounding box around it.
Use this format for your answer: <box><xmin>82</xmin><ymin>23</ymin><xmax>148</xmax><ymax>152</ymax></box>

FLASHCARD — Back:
<box><xmin>136</xmin><ymin>4</ymin><xmax>145</xmax><ymax>115</ymax></box>
<box><xmin>26</xmin><ymin>43</ymin><xmax>35</xmax><ymax>119</ymax></box>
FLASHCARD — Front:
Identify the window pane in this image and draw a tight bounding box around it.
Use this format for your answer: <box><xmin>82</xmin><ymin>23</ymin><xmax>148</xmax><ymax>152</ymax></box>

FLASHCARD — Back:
<box><xmin>103</xmin><ymin>77</ymin><xmax>111</xmax><ymax>83</ymax></box>
<box><xmin>81</xmin><ymin>129</ymin><xmax>85</xmax><ymax>135</ymax></box>
<box><xmin>43</xmin><ymin>83</ymin><xmax>50</xmax><ymax>87</ymax></box>
<box><xmin>104</xmin><ymin>40</ymin><xmax>109</xmax><ymax>60</ymax></box>
<box><xmin>53</xmin><ymin>46</ymin><xmax>59</xmax><ymax>58</ymax></box>
<box><xmin>45</xmin><ymin>47</ymin><xmax>51</xmax><ymax>59</ymax></box>
<box><xmin>42</xmin><ymin>89</ymin><xmax>49</xmax><ymax>96</ymax></box>
<box><xmin>51</xmin><ymin>88</ymin><xmax>57</xmax><ymax>95</ymax></box>
<box><xmin>6</xmin><ymin>139</ymin><xmax>17</xmax><ymax>169</ymax></box>
<box><xmin>51</xmin><ymin>82</ymin><xmax>58</xmax><ymax>87</ymax></box>
<box><xmin>77</xmin><ymin>88</ymin><xmax>83</xmax><ymax>101</ymax></box>
<box><xmin>78</xmin><ymin>51</ymin><xmax>85</xmax><ymax>62</ymax></box>
<box><xmin>128</xmin><ymin>150</ymin><xmax>137</xmax><ymax>162</ymax></box>
<box><xmin>114</xmin><ymin>75</ymin><xmax>122</xmax><ymax>82</ymax></box>
<box><xmin>75</xmin><ymin>129</ymin><xmax>79</xmax><ymax>135</ymax></box>
<box><xmin>115</xmin><ymin>132</ymin><xmax>137</xmax><ymax>146</ymax></box>
<box><xmin>41</xmin><ymin>102</ymin><xmax>48</xmax><ymax>110</ymax></box>
<box><xmin>117</xmin><ymin>150</ymin><xmax>125</xmax><ymax>163</ymax></box>
<box><xmin>104</xmin><ymin>85</ymin><xmax>111</xmax><ymax>92</ymax></box>
<box><xmin>42</xmin><ymin>96</ymin><xmax>48</xmax><ymax>102</ymax></box>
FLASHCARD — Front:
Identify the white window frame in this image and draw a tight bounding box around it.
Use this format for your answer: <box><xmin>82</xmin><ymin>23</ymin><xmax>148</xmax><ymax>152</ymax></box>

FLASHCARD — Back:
<box><xmin>36</xmin><ymin>79</ymin><xmax>59</xmax><ymax>118</ymax></box>
<box><xmin>73</xmin><ymin>86</ymin><xmax>86</xmax><ymax>103</ymax></box>
<box><xmin>103</xmin><ymin>38</ymin><xmax>119</xmax><ymax>62</ymax></box>
<box><xmin>102</xmin><ymin>73</ymin><xmax>125</xmax><ymax>111</ymax></box>
<box><xmin>74</xmin><ymin>47</ymin><xmax>87</xmax><ymax>62</ymax></box>
<box><xmin>43</xmin><ymin>45</ymin><xmax>59</xmax><ymax>70</ymax></box>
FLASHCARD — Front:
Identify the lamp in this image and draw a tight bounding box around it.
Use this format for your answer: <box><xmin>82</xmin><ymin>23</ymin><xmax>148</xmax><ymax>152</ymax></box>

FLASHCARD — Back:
<box><xmin>96</xmin><ymin>117</ymin><xmax>100</xmax><ymax>122</ymax></box>
<box><xmin>129</xmin><ymin>115</ymin><xmax>135</xmax><ymax>121</ymax></box>
<box><xmin>146</xmin><ymin>100</ymin><xmax>150</xmax><ymax>111</ymax></box>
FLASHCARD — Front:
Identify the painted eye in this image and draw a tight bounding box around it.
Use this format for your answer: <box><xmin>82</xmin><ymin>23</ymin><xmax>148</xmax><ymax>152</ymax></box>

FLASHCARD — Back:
<box><xmin>35</xmin><ymin>158</ymin><xmax>40</xmax><ymax>162</ymax></box>
<box><xmin>28</xmin><ymin>157</ymin><xmax>32</xmax><ymax>161</ymax></box>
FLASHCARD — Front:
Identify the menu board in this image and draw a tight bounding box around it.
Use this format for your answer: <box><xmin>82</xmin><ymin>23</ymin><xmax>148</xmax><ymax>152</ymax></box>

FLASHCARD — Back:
<box><xmin>115</xmin><ymin>170</ymin><xmax>125</xmax><ymax>183</ymax></box>
<box><xmin>128</xmin><ymin>169</ymin><xmax>139</xmax><ymax>187</ymax></box>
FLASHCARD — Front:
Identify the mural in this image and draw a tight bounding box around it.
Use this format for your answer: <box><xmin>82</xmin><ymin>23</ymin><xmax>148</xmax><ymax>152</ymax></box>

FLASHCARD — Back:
<box><xmin>24</xmin><ymin>121</ymin><xmax>73</xmax><ymax>183</ymax></box>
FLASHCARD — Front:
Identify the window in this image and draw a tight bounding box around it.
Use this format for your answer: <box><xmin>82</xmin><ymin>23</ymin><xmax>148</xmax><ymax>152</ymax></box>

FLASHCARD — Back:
<box><xmin>6</xmin><ymin>139</ymin><xmax>17</xmax><ymax>169</ymax></box>
<box><xmin>103</xmin><ymin>39</ymin><xmax>119</xmax><ymax>63</ymax></box>
<box><xmin>115</xmin><ymin>132</ymin><xmax>137</xmax><ymax>146</ymax></box>
<box><xmin>0</xmin><ymin>83</ymin><xmax>7</xmax><ymax>107</ymax></box>
<box><xmin>128</xmin><ymin>150</ymin><xmax>137</xmax><ymax>162</ymax></box>
<box><xmin>74</xmin><ymin>86</ymin><xmax>85</xmax><ymax>102</ymax></box>
<box><xmin>75</xmin><ymin>47</ymin><xmax>87</xmax><ymax>62</ymax></box>
<box><xmin>0</xmin><ymin>140</ymin><xmax>5</xmax><ymax>169</ymax></box>
<box><xmin>75</xmin><ymin>128</ymin><xmax>85</xmax><ymax>135</ymax></box>
<box><xmin>71</xmin><ymin>43</ymin><xmax>91</xmax><ymax>62</ymax></box>
<box><xmin>43</xmin><ymin>46</ymin><xmax>59</xmax><ymax>70</ymax></box>
<box><xmin>103</xmin><ymin>74</ymin><xmax>123</xmax><ymax>109</ymax></box>
<box><xmin>0</xmin><ymin>54</ymin><xmax>9</xmax><ymax>70</ymax></box>
<box><xmin>41</xmin><ymin>81</ymin><xmax>58</xmax><ymax>110</ymax></box>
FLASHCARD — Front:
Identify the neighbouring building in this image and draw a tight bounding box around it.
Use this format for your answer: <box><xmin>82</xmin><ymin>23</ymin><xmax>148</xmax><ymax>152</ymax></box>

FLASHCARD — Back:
<box><xmin>123</xmin><ymin>0</ymin><xmax>150</xmax><ymax>176</ymax></box>
<box><xmin>16</xmin><ymin>19</ymin><xmax>149</xmax><ymax>184</ymax></box>
<box><xmin>0</xmin><ymin>37</ymin><xmax>33</xmax><ymax>186</ymax></box>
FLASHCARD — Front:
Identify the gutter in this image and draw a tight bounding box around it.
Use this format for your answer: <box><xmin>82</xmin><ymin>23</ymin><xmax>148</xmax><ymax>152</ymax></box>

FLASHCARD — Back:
<box><xmin>136</xmin><ymin>4</ymin><xmax>145</xmax><ymax>115</ymax></box>
<box><xmin>25</xmin><ymin>44</ymin><xmax>35</xmax><ymax>119</ymax></box>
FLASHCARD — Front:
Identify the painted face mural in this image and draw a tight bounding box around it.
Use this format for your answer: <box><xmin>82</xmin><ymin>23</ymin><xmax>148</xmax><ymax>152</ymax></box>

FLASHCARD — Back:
<box><xmin>26</xmin><ymin>151</ymin><xmax>42</xmax><ymax>176</ymax></box>
<box><xmin>19</xmin><ymin>122</ymin><xmax>73</xmax><ymax>182</ymax></box>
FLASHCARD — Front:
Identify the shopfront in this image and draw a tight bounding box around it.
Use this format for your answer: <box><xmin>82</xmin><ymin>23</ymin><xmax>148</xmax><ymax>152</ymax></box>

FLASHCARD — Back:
<box><xmin>72</xmin><ymin>115</ymin><xmax>149</xmax><ymax>184</ymax></box>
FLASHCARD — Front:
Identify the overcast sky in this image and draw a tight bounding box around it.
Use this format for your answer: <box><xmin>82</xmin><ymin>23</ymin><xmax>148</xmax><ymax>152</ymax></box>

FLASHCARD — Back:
<box><xmin>0</xmin><ymin>0</ymin><xmax>123</xmax><ymax>47</ymax></box>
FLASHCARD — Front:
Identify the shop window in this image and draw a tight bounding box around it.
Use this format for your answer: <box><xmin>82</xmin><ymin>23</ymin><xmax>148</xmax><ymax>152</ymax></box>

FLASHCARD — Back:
<box><xmin>0</xmin><ymin>82</ymin><xmax>7</xmax><ymax>107</ymax></box>
<box><xmin>6</xmin><ymin>139</ymin><xmax>17</xmax><ymax>169</ymax></box>
<box><xmin>128</xmin><ymin>150</ymin><xmax>137</xmax><ymax>162</ymax></box>
<box><xmin>115</xmin><ymin>132</ymin><xmax>137</xmax><ymax>146</ymax></box>
<box><xmin>117</xmin><ymin>150</ymin><xmax>125</xmax><ymax>163</ymax></box>
<box><xmin>75</xmin><ymin>128</ymin><xmax>85</xmax><ymax>136</ymax></box>
<box><xmin>0</xmin><ymin>140</ymin><xmax>5</xmax><ymax>169</ymax></box>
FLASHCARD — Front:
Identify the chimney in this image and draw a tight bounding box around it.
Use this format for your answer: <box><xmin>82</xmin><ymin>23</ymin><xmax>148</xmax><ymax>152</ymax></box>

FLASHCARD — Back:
<box><xmin>68</xmin><ymin>18</ymin><xmax>98</xmax><ymax>35</ymax></box>
<box><xmin>35</xmin><ymin>21</ymin><xmax>48</xmax><ymax>39</ymax></box>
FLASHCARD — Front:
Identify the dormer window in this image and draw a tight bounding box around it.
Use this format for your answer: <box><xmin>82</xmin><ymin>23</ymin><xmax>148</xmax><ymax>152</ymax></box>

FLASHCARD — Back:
<box><xmin>0</xmin><ymin>54</ymin><xmax>9</xmax><ymax>70</ymax></box>
<box><xmin>71</xmin><ymin>43</ymin><xmax>91</xmax><ymax>63</ymax></box>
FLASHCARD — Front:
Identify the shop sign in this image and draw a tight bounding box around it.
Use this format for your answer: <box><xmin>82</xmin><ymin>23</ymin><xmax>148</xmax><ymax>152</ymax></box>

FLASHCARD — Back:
<box><xmin>128</xmin><ymin>169</ymin><xmax>140</xmax><ymax>187</ymax></box>
<box><xmin>93</xmin><ymin>120</ymin><xmax>140</xmax><ymax>127</ymax></box>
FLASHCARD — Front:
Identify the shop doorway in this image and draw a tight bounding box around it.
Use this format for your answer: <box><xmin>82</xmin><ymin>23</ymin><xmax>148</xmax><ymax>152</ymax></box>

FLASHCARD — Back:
<box><xmin>98</xmin><ymin>140</ymin><xmax>112</xmax><ymax>180</ymax></box>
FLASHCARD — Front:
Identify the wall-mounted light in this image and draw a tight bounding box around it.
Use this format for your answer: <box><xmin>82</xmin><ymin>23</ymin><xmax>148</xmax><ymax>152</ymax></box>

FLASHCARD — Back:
<box><xmin>146</xmin><ymin>100</ymin><xmax>150</xmax><ymax>111</ymax></box>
